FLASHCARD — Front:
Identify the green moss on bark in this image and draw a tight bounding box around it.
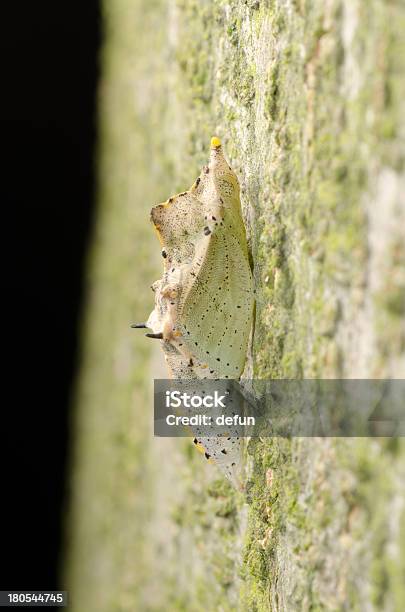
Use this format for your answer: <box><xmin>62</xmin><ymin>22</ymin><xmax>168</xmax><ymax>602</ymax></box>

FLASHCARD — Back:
<box><xmin>66</xmin><ymin>0</ymin><xmax>405</xmax><ymax>610</ymax></box>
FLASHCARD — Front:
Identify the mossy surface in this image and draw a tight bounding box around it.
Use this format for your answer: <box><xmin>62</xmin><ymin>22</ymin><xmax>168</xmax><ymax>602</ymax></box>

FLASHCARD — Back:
<box><xmin>66</xmin><ymin>0</ymin><xmax>405</xmax><ymax>610</ymax></box>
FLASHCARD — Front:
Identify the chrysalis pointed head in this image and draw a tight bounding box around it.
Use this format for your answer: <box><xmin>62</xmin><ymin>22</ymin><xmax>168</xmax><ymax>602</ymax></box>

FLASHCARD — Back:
<box><xmin>209</xmin><ymin>135</ymin><xmax>224</xmax><ymax>165</ymax></box>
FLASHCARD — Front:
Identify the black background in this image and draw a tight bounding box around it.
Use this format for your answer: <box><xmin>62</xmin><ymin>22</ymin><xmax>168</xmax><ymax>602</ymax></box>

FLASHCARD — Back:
<box><xmin>1</xmin><ymin>1</ymin><xmax>100</xmax><ymax>592</ymax></box>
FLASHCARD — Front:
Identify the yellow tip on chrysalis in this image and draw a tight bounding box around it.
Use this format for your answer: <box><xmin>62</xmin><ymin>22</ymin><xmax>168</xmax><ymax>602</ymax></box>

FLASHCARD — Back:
<box><xmin>211</xmin><ymin>136</ymin><xmax>221</xmax><ymax>148</ymax></box>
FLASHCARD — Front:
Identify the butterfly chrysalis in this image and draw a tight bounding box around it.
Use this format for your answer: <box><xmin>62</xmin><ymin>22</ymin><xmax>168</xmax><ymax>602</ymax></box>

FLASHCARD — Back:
<box><xmin>133</xmin><ymin>137</ymin><xmax>254</xmax><ymax>488</ymax></box>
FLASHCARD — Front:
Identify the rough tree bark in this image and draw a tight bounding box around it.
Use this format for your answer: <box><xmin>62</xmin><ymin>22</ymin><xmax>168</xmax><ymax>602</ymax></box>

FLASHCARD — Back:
<box><xmin>65</xmin><ymin>1</ymin><xmax>404</xmax><ymax>610</ymax></box>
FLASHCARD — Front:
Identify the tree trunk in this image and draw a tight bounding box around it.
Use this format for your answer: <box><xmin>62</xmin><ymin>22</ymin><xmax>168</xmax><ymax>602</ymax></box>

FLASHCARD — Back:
<box><xmin>65</xmin><ymin>1</ymin><xmax>405</xmax><ymax>610</ymax></box>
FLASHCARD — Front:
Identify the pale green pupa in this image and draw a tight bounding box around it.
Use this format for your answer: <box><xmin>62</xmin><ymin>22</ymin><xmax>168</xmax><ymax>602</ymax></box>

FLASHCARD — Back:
<box><xmin>133</xmin><ymin>137</ymin><xmax>254</xmax><ymax>488</ymax></box>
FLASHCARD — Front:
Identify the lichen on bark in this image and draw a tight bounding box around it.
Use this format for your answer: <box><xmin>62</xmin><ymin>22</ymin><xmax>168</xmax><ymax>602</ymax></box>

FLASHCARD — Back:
<box><xmin>66</xmin><ymin>0</ymin><xmax>405</xmax><ymax>610</ymax></box>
